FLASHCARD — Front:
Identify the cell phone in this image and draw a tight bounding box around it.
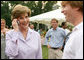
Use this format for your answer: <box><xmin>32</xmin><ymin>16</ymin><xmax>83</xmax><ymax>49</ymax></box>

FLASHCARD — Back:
<box><xmin>17</xmin><ymin>21</ymin><xmax>20</xmax><ymax>25</ymax></box>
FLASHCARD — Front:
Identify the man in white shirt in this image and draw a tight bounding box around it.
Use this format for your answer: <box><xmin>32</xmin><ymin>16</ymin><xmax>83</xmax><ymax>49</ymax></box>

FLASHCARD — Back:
<box><xmin>61</xmin><ymin>1</ymin><xmax>83</xmax><ymax>59</ymax></box>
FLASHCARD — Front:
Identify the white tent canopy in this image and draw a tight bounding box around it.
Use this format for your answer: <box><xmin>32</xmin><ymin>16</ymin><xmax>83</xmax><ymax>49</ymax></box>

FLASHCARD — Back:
<box><xmin>30</xmin><ymin>9</ymin><xmax>65</xmax><ymax>21</ymax></box>
<box><xmin>29</xmin><ymin>9</ymin><xmax>66</xmax><ymax>28</ymax></box>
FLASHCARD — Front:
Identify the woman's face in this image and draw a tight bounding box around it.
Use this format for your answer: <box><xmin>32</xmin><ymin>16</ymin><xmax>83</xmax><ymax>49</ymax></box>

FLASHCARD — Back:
<box><xmin>17</xmin><ymin>13</ymin><xmax>29</xmax><ymax>30</ymax></box>
<box><xmin>1</xmin><ymin>20</ymin><xmax>5</xmax><ymax>29</ymax></box>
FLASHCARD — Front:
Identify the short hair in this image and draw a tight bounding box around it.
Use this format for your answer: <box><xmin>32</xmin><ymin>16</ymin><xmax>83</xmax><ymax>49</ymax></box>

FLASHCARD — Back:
<box><xmin>29</xmin><ymin>23</ymin><xmax>34</xmax><ymax>26</ymax></box>
<box><xmin>51</xmin><ymin>18</ymin><xmax>58</xmax><ymax>23</ymax></box>
<box><xmin>61</xmin><ymin>22</ymin><xmax>66</xmax><ymax>26</ymax></box>
<box><xmin>61</xmin><ymin>1</ymin><xmax>83</xmax><ymax>13</ymax></box>
<box><xmin>11</xmin><ymin>4</ymin><xmax>31</xmax><ymax>20</ymax></box>
<box><xmin>1</xmin><ymin>19</ymin><xmax>6</xmax><ymax>23</ymax></box>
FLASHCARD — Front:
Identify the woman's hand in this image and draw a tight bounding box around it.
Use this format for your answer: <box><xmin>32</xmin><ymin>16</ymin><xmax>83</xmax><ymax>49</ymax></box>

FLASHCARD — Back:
<box><xmin>12</xmin><ymin>19</ymin><xmax>19</xmax><ymax>32</ymax></box>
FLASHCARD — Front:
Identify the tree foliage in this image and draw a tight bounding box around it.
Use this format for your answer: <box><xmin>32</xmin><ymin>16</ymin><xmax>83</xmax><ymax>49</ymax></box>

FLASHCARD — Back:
<box><xmin>1</xmin><ymin>1</ymin><xmax>57</xmax><ymax>28</ymax></box>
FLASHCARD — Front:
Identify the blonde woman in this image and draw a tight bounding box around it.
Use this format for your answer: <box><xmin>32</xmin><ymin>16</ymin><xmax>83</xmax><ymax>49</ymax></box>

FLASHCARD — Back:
<box><xmin>5</xmin><ymin>4</ymin><xmax>42</xmax><ymax>59</ymax></box>
<box><xmin>1</xmin><ymin>19</ymin><xmax>9</xmax><ymax>59</ymax></box>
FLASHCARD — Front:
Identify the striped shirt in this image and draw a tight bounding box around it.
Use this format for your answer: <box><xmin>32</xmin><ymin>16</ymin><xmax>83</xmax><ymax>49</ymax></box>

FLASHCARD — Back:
<box><xmin>45</xmin><ymin>27</ymin><xmax>66</xmax><ymax>48</ymax></box>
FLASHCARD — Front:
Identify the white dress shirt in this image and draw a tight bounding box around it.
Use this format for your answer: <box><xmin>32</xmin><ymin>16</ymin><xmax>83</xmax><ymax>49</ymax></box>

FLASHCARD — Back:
<box><xmin>62</xmin><ymin>22</ymin><xmax>83</xmax><ymax>59</ymax></box>
<box><xmin>64</xmin><ymin>29</ymin><xmax>70</xmax><ymax>35</ymax></box>
<box><xmin>5</xmin><ymin>28</ymin><xmax>42</xmax><ymax>59</ymax></box>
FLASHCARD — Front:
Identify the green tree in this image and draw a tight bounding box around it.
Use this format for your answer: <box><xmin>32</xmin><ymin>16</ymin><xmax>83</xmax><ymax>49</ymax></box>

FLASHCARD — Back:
<box><xmin>43</xmin><ymin>1</ymin><xmax>57</xmax><ymax>12</ymax></box>
<box><xmin>1</xmin><ymin>1</ymin><xmax>57</xmax><ymax>28</ymax></box>
<box><xmin>1</xmin><ymin>1</ymin><xmax>11</xmax><ymax>28</ymax></box>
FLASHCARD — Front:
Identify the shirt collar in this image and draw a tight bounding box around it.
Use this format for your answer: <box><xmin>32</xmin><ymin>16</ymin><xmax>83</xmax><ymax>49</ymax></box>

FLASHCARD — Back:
<box><xmin>18</xmin><ymin>27</ymin><xmax>33</xmax><ymax>34</ymax></box>
<box><xmin>73</xmin><ymin>22</ymin><xmax>83</xmax><ymax>31</ymax></box>
<box><xmin>52</xmin><ymin>27</ymin><xmax>58</xmax><ymax>31</ymax></box>
<box><xmin>18</xmin><ymin>27</ymin><xmax>33</xmax><ymax>41</ymax></box>
<box><xmin>28</xmin><ymin>27</ymin><xmax>33</xmax><ymax>34</ymax></box>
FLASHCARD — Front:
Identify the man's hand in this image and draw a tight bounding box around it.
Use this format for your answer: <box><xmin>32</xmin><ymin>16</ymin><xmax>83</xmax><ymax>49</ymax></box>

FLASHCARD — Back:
<box><xmin>47</xmin><ymin>44</ymin><xmax>51</xmax><ymax>48</ymax></box>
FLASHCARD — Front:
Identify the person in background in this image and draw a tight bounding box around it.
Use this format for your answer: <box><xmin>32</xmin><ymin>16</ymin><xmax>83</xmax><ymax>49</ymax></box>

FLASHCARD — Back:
<box><xmin>38</xmin><ymin>28</ymin><xmax>43</xmax><ymax>35</ymax></box>
<box><xmin>1</xmin><ymin>19</ymin><xmax>9</xmax><ymax>34</ymax></box>
<box><xmin>45</xmin><ymin>18</ymin><xmax>66</xmax><ymax>59</ymax></box>
<box><xmin>6</xmin><ymin>25</ymin><xmax>9</xmax><ymax>29</ymax></box>
<box><xmin>61</xmin><ymin>22</ymin><xmax>71</xmax><ymax>51</ymax></box>
<box><xmin>5</xmin><ymin>4</ymin><xmax>42</xmax><ymax>59</ymax></box>
<box><xmin>29</xmin><ymin>23</ymin><xmax>34</xmax><ymax>30</ymax></box>
<box><xmin>61</xmin><ymin>1</ymin><xmax>83</xmax><ymax>59</ymax></box>
<box><xmin>61</xmin><ymin>22</ymin><xmax>70</xmax><ymax>35</ymax></box>
<box><xmin>1</xmin><ymin>19</ymin><xmax>9</xmax><ymax>59</ymax></box>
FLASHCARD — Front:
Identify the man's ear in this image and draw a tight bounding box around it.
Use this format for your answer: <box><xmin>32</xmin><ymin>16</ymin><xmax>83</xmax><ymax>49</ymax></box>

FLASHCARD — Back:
<box><xmin>73</xmin><ymin>7</ymin><xmax>80</xmax><ymax>11</ymax></box>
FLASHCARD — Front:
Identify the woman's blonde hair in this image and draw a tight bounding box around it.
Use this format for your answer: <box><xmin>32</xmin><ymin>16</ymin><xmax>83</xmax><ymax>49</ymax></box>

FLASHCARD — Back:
<box><xmin>11</xmin><ymin>4</ymin><xmax>31</xmax><ymax>20</ymax></box>
<box><xmin>61</xmin><ymin>1</ymin><xmax>83</xmax><ymax>13</ymax></box>
<box><xmin>1</xmin><ymin>19</ymin><xmax>6</xmax><ymax>23</ymax></box>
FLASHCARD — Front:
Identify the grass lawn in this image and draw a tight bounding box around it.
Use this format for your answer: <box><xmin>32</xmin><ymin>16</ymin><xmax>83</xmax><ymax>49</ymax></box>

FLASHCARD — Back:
<box><xmin>42</xmin><ymin>45</ymin><xmax>48</xmax><ymax>59</ymax></box>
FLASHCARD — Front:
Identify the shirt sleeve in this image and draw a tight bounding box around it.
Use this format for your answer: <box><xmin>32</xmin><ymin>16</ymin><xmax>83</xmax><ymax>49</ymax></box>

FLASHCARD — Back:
<box><xmin>63</xmin><ymin>29</ymin><xmax>67</xmax><ymax>38</ymax></box>
<box><xmin>45</xmin><ymin>30</ymin><xmax>50</xmax><ymax>45</ymax></box>
<box><xmin>62</xmin><ymin>31</ymin><xmax>83</xmax><ymax>59</ymax></box>
<box><xmin>75</xmin><ymin>44</ymin><xmax>83</xmax><ymax>59</ymax></box>
<box><xmin>5</xmin><ymin>31</ymin><xmax>19</xmax><ymax>57</ymax></box>
<box><xmin>36</xmin><ymin>33</ymin><xmax>42</xmax><ymax>59</ymax></box>
<box><xmin>74</xmin><ymin>33</ymin><xmax>83</xmax><ymax>59</ymax></box>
